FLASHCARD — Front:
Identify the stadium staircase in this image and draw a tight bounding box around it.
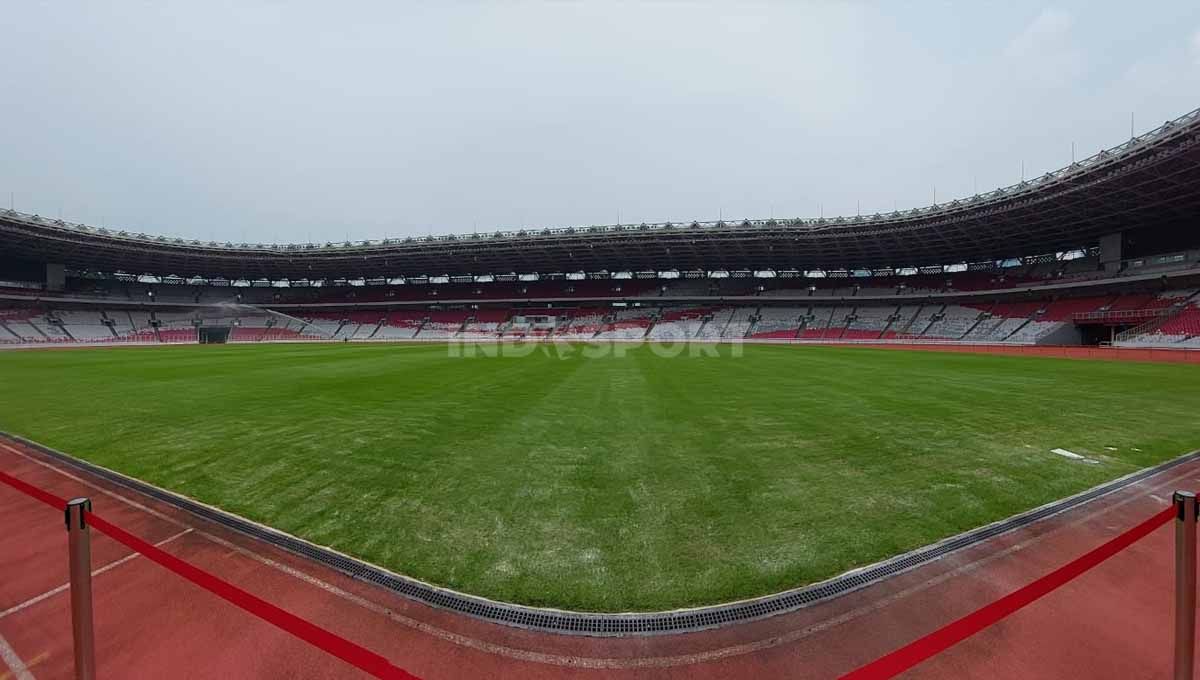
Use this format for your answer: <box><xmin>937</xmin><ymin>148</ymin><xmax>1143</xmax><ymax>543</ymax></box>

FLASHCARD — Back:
<box><xmin>878</xmin><ymin>306</ymin><xmax>900</xmax><ymax>339</ymax></box>
<box><xmin>97</xmin><ymin>313</ymin><xmax>117</xmax><ymax>338</ymax></box>
<box><xmin>1113</xmin><ymin>313</ymin><xmax>1177</xmax><ymax>344</ymax></box>
<box><xmin>743</xmin><ymin>311</ymin><xmax>761</xmax><ymax>339</ymax></box>
<box><xmin>641</xmin><ymin>311</ymin><xmax>660</xmax><ymax>339</ymax></box>
<box><xmin>51</xmin><ymin>317</ymin><xmax>76</xmax><ymax>341</ymax></box>
<box><xmin>794</xmin><ymin>314</ymin><xmax>811</xmax><ymax>339</ymax></box>
<box><xmin>736</xmin><ymin>306</ymin><xmax>759</xmax><ymax>338</ymax></box>
<box><xmin>26</xmin><ymin>319</ymin><xmax>50</xmax><ymax>341</ymax></box>
<box><xmin>838</xmin><ymin>312</ymin><xmax>853</xmax><ymax>340</ymax></box>
<box><xmin>590</xmin><ymin>315</ymin><xmax>608</xmax><ymax>340</ymax></box>
<box><xmin>959</xmin><ymin>303</ymin><xmax>995</xmax><ymax>340</ymax></box>
<box><xmin>896</xmin><ymin>304</ymin><xmax>925</xmax><ymax>337</ymax></box>
<box><xmin>412</xmin><ymin>317</ymin><xmax>430</xmax><ymax>338</ymax></box>
<box><xmin>917</xmin><ymin>305</ymin><xmax>946</xmax><ymax>338</ymax></box>
<box><xmin>1114</xmin><ymin>290</ymin><xmax>1200</xmax><ymax>344</ymax></box>
<box><xmin>0</xmin><ymin>321</ymin><xmax>20</xmax><ymax>341</ymax></box>
<box><xmin>1000</xmin><ymin>315</ymin><xmax>1035</xmax><ymax>342</ymax></box>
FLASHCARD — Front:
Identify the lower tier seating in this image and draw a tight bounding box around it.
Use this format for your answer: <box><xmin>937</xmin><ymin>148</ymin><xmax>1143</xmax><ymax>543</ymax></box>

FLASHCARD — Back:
<box><xmin>2</xmin><ymin>294</ymin><xmax>1198</xmax><ymax>350</ymax></box>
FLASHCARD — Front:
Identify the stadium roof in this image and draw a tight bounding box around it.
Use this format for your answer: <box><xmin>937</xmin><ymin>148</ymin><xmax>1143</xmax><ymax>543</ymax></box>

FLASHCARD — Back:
<box><xmin>3</xmin><ymin>107</ymin><xmax>1199</xmax><ymax>281</ymax></box>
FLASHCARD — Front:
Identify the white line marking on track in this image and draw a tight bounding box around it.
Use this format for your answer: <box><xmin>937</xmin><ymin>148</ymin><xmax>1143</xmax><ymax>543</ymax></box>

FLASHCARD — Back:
<box><xmin>0</xmin><ymin>443</ymin><xmax>186</xmax><ymax>528</ymax></box>
<box><xmin>0</xmin><ymin>631</ymin><xmax>35</xmax><ymax>680</ymax></box>
<box><xmin>0</xmin><ymin>442</ymin><xmax>1189</xmax><ymax>670</ymax></box>
<box><xmin>0</xmin><ymin>528</ymin><xmax>192</xmax><ymax>621</ymax></box>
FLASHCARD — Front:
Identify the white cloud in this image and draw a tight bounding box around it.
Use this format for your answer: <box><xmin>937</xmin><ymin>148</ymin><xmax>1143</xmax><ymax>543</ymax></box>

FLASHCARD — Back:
<box><xmin>1192</xmin><ymin>29</ymin><xmax>1200</xmax><ymax>65</ymax></box>
<box><xmin>1004</xmin><ymin>7</ymin><xmax>1074</xmax><ymax>59</ymax></box>
<box><xmin>998</xmin><ymin>7</ymin><xmax>1083</xmax><ymax>88</ymax></box>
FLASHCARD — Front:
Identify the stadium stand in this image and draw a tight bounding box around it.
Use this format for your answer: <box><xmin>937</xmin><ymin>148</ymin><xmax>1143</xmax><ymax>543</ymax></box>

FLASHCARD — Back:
<box><xmin>1113</xmin><ymin>291</ymin><xmax>1200</xmax><ymax>347</ymax></box>
<box><xmin>554</xmin><ymin>308</ymin><xmax>607</xmax><ymax>340</ymax></box>
<box><xmin>842</xmin><ymin>306</ymin><xmax>894</xmax><ymax>340</ymax></box>
<box><xmin>692</xmin><ymin>308</ymin><xmax>734</xmax><ymax>340</ymax></box>
<box><xmin>918</xmin><ymin>305</ymin><xmax>980</xmax><ymax>340</ymax></box>
<box><xmin>457</xmin><ymin>309</ymin><xmax>508</xmax><ymax>339</ymax></box>
<box><xmin>720</xmin><ymin>306</ymin><xmax>756</xmax><ymax>339</ymax></box>
<box><xmin>594</xmin><ymin>308</ymin><xmax>656</xmax><ymax>340</ymax></box>
<box><xmin>56</xmin><ymin>310</ymin><xmax>117</xmax><ymax>341</ymax></box>
<box><xmin>302</xmin><ymin>315</ymin><xmax>345</xmax><ymax>339</ymax></box>
<box><xmin>750</xmin><ymin>307</ymin><xmax>804</xmax><ymax>339</ymax></box>
<box><xmin>2</xmin><ymin>250</ymin><xmax>1200</xmax><ymax>349</ymax></box>
<box><xmin>647</xmin><ymin>308</ymin><xmax>711</xmax><ymax>341</ymax></box>
<box><xmin>415</xmin><ymin>310</ymin><xmax>471</xmax><ymax>339</ymax></box>
<box><xmin>3</xmin><ymin>291</ymin><xmax>1200</xmax><ymax>349</ymax></box>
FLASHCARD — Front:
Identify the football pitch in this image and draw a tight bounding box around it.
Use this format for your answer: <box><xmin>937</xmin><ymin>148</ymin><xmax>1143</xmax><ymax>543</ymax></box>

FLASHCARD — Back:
<box><xmin>1</xmin><ymin>342</ymin><xmax>1198</xmax><ymax>612</ymax></box>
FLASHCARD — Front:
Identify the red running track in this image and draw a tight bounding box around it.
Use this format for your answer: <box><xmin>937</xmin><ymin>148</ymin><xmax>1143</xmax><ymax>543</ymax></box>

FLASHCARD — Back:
<box><xmin>0</xmin><ymin>473</ymin><xmax>419</xmax><ymax>680</ymax></box>
<box><xmin>0</xmin><ymin>438</ymin><xmax>1197</xmax><ymax>679</ymax></box>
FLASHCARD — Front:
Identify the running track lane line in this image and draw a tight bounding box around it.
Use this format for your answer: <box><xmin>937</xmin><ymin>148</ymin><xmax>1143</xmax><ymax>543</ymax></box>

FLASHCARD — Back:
<box><xmin>0</xmin><ymin>471</ymin><xmax>422</xmax><ymax>680</ymax></box>
<box><xmin>0</xmin><ymin>528</ymin><xmax>193</xmax><ymax>621</ymax></box>
<box><xmin>0</xmin><ymin>529</ymin><xmax>191</xmax><ymax>679</ymax></box>
<box><xmin>3</xmin><ymin>440</ymin><xmax>1194</xmax><ymax>671</ymax></box>
<box><xmin>839</xmin><ymin>503</ymin><xmax>1178</xmax><ymax>680</ymax></box>
<box><xmin>0</xmin><ymin>632</ymin><xmax>35</xmax><ymax>680</ymax></box>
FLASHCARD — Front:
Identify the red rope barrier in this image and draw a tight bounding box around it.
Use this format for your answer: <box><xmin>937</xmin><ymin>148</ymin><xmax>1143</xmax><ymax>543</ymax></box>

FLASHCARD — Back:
<box><xmin>0</xmin><ymin>470</ymin><xmax>67</xmax><ymax>510</ymax></box>
<box><xmin>86</xmin><ymin>514</ymin><xmax>420</xmax><ymax>680</ymax></box>
<box><xmin>841</xmin><ymin>503</ymin><xmax>1177</xmax><ymax>679</ymax></box>
<box><xmin>0</xmin><ymin>467</ymin><xmax>1176</xmax><ymax>680</ymax></box>
<box><xmin>0</xmin><ymin>470</ymin><xmax>421</xmax><ymax>680</ymax></box>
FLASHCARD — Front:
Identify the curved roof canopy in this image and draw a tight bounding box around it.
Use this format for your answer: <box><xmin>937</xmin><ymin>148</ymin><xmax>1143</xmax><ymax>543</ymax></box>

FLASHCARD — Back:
<box><xmin>3</xmin><ymin>108</ymin><xmax>1199</xmax><ymax>280</ymax></box>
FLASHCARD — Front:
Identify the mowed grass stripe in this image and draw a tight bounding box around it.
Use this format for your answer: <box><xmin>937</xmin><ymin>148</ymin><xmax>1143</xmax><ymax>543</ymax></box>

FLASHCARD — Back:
<box><xmin>0</xmin><ymin>342</ymin><xmax>1197</xmax><ymax>611</ymax></box>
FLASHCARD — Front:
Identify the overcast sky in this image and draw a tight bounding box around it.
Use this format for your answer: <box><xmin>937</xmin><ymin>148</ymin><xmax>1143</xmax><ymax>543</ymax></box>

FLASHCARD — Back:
<box><xmin>3</xmin><ymin>1</ymin><xmax>1199</xmax><ymax>244</ymax></box>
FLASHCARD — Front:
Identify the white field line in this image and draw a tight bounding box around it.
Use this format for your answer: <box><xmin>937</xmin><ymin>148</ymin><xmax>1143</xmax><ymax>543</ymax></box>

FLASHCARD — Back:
<box><xmin>1051</xmin><ymin>448</ymin><xmax>1101</xmax><ymax>464</ymax></box>
<box><xmin>1051</xmin><ymin>448</ymin><xmax>1086</xmax><ymax>459</ymax></box>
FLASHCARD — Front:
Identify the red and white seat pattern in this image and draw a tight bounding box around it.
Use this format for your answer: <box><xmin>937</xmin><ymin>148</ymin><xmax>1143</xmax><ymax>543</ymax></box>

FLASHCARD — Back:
<box><xmin>2</xmin><ymin>291</ymin><xmax>1199</xmax><ymax>349</ymax></box>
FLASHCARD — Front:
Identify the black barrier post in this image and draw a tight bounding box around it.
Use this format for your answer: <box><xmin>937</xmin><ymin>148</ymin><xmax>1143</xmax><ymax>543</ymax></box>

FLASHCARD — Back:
<box><xmin>65</xmin><ymin>498</ymin><xmax>96</xmax><ymax>680</ymax></box>
<box><xmin>1175</xmin><ymin>491</ymin><xmax>1197</xmax><ymax>680</ymax></box>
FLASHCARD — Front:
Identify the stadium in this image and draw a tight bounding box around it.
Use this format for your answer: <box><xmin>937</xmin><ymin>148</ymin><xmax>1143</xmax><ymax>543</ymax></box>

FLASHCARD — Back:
<box><xmin>2</xmin><ymin>99</ymin><xmax>1200</xmax><ymax>679</ymax></box>
<box><xmin>5</xmin><ymin>1</ymin><xmax>1200</xmax><ymax>675</ymax></box>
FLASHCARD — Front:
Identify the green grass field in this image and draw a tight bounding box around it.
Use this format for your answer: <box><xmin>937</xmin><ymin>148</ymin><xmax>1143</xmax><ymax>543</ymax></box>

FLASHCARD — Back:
<box><xmin>1</xmin><ymin>342</ymin><xmax>1198</xmax><ymax>611</ymax></box>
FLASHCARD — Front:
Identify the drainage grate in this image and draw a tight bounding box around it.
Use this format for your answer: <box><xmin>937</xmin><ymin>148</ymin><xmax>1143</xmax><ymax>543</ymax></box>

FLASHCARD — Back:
<box><xmin>6</xmin><ymin>431</ymin><xmax>1195</xmax><ymax>636</ymax></box>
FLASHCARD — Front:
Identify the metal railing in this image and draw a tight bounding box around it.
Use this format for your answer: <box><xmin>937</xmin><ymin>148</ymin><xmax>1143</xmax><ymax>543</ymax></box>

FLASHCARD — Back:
<box><xmin>1073</xmin><ymin>308</ymin><xmax>1174</xmax><ymax>322</ymax></box>
<box><xmin>1113</xmin><ymin>306</ymin><xmax>1186</xmax><ymax>343</ymax></box>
